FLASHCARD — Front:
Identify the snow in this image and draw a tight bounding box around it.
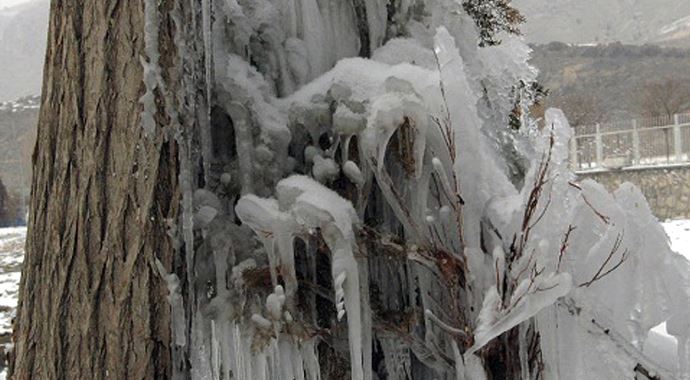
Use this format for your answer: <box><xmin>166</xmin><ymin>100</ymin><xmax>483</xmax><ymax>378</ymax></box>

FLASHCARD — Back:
<box><xmin>311</xmin><ymin>155</ymin><xmax>339</xmax><ymax>183</ymax></box>
<box><xmin>0</xmin><ymin>227</ymin><xmax>25</xmax><ymax>379</ymax></box>
<box><xmin>0</xmin><ymin>228</ymin><xmax>24</xmax><ymax>334</ymax></box>
<box><xmin>662</xmin><ymin>219</ymin><xmax>690</xmax><ymax>262</ymax></box>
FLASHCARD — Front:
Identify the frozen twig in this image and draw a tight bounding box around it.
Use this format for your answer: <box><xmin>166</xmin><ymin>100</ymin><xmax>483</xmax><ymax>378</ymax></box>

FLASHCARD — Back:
<box><xmin>557</xmin><ymin>225</ymin><xmax>576</xmax><ymax>272</ymax></box>
<box><xmin>579</xmin><ymin>233</ymin><xmax>628</xmax><ymax>288</ymax></box>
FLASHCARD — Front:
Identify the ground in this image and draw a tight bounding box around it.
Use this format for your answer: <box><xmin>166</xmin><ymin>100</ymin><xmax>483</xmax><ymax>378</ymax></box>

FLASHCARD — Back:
<box><xmin>0</xmin><ymin>227</ymin><xmax>25</xmax><ymax>379</ymax></box>
<box><xmin>0</xmin><ymin>220</ymin><xmax>689</xmax><ymax>377</ymax></box>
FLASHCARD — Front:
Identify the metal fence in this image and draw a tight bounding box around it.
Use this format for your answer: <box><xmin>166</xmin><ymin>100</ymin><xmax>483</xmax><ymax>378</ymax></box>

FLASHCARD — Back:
<box><xmin>571</xmin><ymin>113</ymin><xmax>690</xmax><ymax>171</ymax></box>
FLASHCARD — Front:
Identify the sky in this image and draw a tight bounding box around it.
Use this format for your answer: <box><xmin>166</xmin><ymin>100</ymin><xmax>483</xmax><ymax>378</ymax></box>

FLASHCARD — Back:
<box><xmin>0</xmin><ymin>0</ymin><xmax>31</xmax><ymax>10</ymax></box>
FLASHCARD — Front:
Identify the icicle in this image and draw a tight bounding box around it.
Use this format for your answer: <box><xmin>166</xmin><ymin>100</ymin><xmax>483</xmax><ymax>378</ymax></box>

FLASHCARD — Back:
<box><xmin>519</xmin><ymin>323</ymin><xmax>531</xmax><ymax>380</ymax></box>
<box><xmin>678</xmin><ymin>335</ymin><xmax>689</xmax><ymax>380</ymax></box>
<box><xmin>425</xmin><ymin>309</ymin><xmax>467</xmax><ymax>337</ymax></box>
<box><xmin>237</xmin><ymin>175</ymin><xmax>369</xmax><ymax>379</ymax></box>
<box><xmin>452</xmin><ymin>341</ymin><xmax>464</xmax><ymax>380</ymax></box>
<box><xmin>343</xmin><ymin>161</ymin><xmax>365</xmax><ymax>186</ymax></box>
<box><xmin>177</xmin><ymin>134</ymin><xmax>196</xmax><ymax>312</ymax></box>
<box><xmin>433</xmin><ymin>26</ymin><xmax>516</xmax><ymax>249</ymax></box>
<box><xmin>462</xmin><ymin>354</ymin><xmax>488</xmax><ymax>380</ymax></box>
<box><xmin>363</xmin><ymin>84</ymin><xmax>429</xmax><ymax>179</ymax></box>
<box><xmin>492</xmin><ymin>246</ymin><xmax>505</xmax><ymax>293</ymax></box>
<box><xmin>200</xmin><ymin>0</ymin><xmax>214</xmax><ymax>183</ymax></box>
<box><xmin>235</xmin><ymin>194</ymin><xmax>283</xmax><ymax>285</ymax></box>
<box><xmin>154</xmin><ymin>259</ymin><xmax>187</xmax><ymax>347</ymax></box>
<box><xmin>379</xmin><ymin>336</ymin><xmax>411</xmax><ymax>380</ymax></box>
<box><xmin>227</xmin><ymin>102</ymin><xmax>255</xmax><ymax>194</ymax></box>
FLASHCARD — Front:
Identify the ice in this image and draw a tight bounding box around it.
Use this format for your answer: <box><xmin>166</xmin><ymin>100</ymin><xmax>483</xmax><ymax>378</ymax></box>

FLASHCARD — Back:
<box><xmin>333</xmin><ymin>103</ymin><xmax>367</xmax><ymax>136</ymax></box>
<box><xmin>311</xmin><ymin>155</ymin><xmax>340</xmax><ymax>183</ymax></box>
<box><xmin>433</xmin><ymin>26</ymin><xmax>517</xmax><ymax>249</ymax></box>
<box><xmin>157</xmin><ymin>1</ymin><xmax>690</xmax><ymax>378</ymax></box>
<box><xmin>235</xmin><ymin>175</ymin><xmax>369</xmax><ymax>379</ymax></box>
<box><xmin>342</xmin><ymin>161</ymin><xmax>365</xmax><ymax>186</ymax></box>
<box><xmin>155</xmin><ymin>259</ymin><xmax>187</xmax><ymax>347</ymax></box>
<box><xmin>363</xmin><ymin>90</ymin><xmax>429</xmax><ymax>179</ymax></box>
<box><xmin>469</xmin><ymin>273</ymin><xmax>572</xmax><ymax>354</ymax></box>
<box><xmin>140</xmin><ymin>0</ymin><xmax>161</xmax><ymax>135</ymax></box>
<box><xmin>372</xmin><ymin>38</ymin><xmax>438</xmax><ymax>69</ymax></box>
<box><xmin>281</xmin><ymin>58</ymin><xmax>440</xmax><ymax>109</ymax></box>
<box><xmin>266</xmin><ymin>285</ymin><xmax>286</xmax><ymax>320</ymax></box>
<box><xmin>193</xmin><ymin>206</ymin><xmax>218</xmax><ymax>230</ymax></box>
<box><xmin>226</xmin><ymin>102</ymin><xmax>255</xmax><ymax>194</ymax></box>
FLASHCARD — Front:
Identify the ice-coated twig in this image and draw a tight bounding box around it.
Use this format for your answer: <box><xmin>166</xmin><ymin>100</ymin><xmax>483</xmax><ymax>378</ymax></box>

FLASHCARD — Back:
<box><xmin>579</xmin><ymin>232</ymin><xmax>629</xmax><ymax>287</ymax></box>
<box><xmin>425</xmin><ymin>309</ymin><xmax>469</xmax><ymax>339</ymax></box>
<box><xmin>557</xmin><ymin>225</ymin><xmax>576</xmax><ymax>272</ymax></box>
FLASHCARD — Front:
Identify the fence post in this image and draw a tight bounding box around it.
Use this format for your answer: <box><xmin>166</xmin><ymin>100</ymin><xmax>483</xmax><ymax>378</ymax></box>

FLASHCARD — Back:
<box><xmin>674</xmin><ymin>114</ymin><xmax>683</xmax><ymax>162</ymax></box>
<box><xmin>632</xmin><ymin>119</ymin><xmax>640</xmax><ymax>165</ymax></box>
<box><xmin>570</xmin><ymin>136</ymin><xmax>578</xmax><ymax>170</ymax></box>
<box><xmin>595</xmin><ymin>123</ymin><xmax>603</xmax><ymax>168</ymax></box>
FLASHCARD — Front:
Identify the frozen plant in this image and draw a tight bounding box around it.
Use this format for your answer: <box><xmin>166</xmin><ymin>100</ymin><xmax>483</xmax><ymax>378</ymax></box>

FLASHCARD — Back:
<box><xmin>153</xmin><ymin>0</ymin><xmax>690</xmax><ymax>379</ymax></box>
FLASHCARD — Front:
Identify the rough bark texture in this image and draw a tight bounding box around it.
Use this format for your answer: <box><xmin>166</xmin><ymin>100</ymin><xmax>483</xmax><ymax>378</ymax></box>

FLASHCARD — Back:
<box><xmin>11</xmin><ymin>1</ymin><xmax>180</xmax><ymax>378</ymax></box>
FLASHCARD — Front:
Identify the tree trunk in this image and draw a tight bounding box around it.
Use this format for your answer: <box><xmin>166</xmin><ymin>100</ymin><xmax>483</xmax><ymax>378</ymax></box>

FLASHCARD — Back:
<box><xmin>11</xmin><ymin>1</ymin><xmax>181</xmax><ymax>378</ymax></box>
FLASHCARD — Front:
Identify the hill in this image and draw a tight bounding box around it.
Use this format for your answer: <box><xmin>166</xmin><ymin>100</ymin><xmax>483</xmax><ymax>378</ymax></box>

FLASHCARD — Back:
<box><xmin>515</xmin><ymin>0</ymin><xmax>690</xmax><ymax>46</ymax></box>
<box><xmin>0</xmin><ymin>95</ymin><xmax>38</xmax><ymax>199</ymax></box>
<box><xmin>530</xmin><ymin>42</ymin><xmax>690</xmax><ymax>124</ymax></box>
<box><xmin>0</xmin><ymin>0</ymin><xmax>49</xmax><ymax>102</ymax></box>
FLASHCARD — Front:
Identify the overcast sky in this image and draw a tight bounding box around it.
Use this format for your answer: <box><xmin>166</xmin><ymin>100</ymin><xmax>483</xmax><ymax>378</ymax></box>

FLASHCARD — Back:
<box><xmin>0</xmin><ymin>0</ymin><xmax>32</xmax><ymax>10</ymax></box>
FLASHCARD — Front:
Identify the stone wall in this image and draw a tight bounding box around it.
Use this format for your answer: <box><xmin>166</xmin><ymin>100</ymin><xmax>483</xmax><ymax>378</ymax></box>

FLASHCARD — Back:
<box><xmin>577</xmin><ymin>165</ymin><xmax>690</xmax><ymax>220</ymax></box>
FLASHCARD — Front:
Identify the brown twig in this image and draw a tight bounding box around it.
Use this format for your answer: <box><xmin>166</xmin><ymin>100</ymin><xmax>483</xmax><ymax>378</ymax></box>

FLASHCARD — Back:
<box><xmin>579</xmin><ymin>233</ymin><xmax>629</xmax><ymax>287</ymax></box>
<box><xmin>581</xmin><ymin>194</ymin><xmax>611</xmax><ymax>225</ymax></box>
<box><xmin>557</xmin><ymin>225</ymin><xmax>576</xmax><ymax>272</ymax></box>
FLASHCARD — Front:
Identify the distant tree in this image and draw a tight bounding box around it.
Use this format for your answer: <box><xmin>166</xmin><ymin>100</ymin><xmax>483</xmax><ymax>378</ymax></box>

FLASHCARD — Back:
<box><xmin>634</xmin><ymin>78</ymin><xmax>690</xmax><ymax>161</ymax></box>
<box><xmin>549</xmin><ymin>92</ymin><xmax>608</xmax><ymax>128</ymax></box>
<box><xmin>0</xmin><ymin>178</ymin><xmax>22</xmax><ymax>227</ymax></box>
<box><xmin>636</xmin><ymin>78</ymin><xmax>690</xmax><ymax>118</ymax></box>
<box><xmin>0</xmin><ymin>178</ymin><xmax>6</xmax><ymax>226</ymax></box>
<box><xmin>0</xmin><ymin>178</ymin><xmax>13</xmax><ymax>227</ymax></box>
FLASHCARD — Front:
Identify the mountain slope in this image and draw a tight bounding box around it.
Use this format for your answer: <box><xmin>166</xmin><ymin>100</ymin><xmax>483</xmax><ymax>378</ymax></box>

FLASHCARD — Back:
<box><xmin>515</xmin><ymin>0</ymin><xmax>690</xmax><ymax>45</ymax></box>
<box><xmin>0</xmin><ymin>0</ymin><xmax>49</xmax><ymax>102</ymax></box>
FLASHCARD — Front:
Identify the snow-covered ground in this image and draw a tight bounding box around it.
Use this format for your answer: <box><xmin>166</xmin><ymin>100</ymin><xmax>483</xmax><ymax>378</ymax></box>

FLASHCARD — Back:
<box><xmin>662</xmin><ymin>219</ymin><xmax>690</xmax><ymax>262</ymax></box>
<box><xmin>0</xmin><ymin>227</ymin><xmax>25</xmax><ymax>379</ymax></box>
<box><xmin>0</xmin><ymin>227</ymin><xmax>24</xmax><ymax>334</ymax></box>
<box><xmin>647</xmin><ymin>220</ymin><xmax>690</xmax><ymax>372</ymax></box>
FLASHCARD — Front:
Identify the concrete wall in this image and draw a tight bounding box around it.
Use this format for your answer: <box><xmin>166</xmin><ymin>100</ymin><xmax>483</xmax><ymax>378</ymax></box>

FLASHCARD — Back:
<box><xmin>577</xmin><ymin>165</ymin><xmax>690</xmax><ymax>220</ymax></box>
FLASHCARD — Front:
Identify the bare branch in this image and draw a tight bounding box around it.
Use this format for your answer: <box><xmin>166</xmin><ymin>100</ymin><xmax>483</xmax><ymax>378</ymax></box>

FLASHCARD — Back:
<box><xmin>579</xmin><ymin>233</ymin><xmax>628</xmax><ymax>287</ymax></box>
<box><xmin>557</xmin><ymin>225</ymin><xmax>576</xmax><ymax>272</ymax></box>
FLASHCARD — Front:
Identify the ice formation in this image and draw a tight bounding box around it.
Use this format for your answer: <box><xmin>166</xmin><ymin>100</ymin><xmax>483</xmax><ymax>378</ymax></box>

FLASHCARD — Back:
<box><xmin>155</xmin><ymin>0</ymin><xmax>690</xmax><ymax>379</ymax></box>
<box><xmin>140</xmin><ymin>0</ymin><xmax>162</xmax><ymax>135</ymax></box>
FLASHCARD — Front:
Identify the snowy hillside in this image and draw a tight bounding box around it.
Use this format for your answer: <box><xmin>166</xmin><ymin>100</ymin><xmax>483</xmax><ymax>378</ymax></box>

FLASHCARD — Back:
<box><xmin>654</xmin><ymin>15</ymin><xmax>690</xmax><ymax>47</ymax></box>
<box><xmin>0</xmin><ymin>0</ymin><xmax>49</xmax><ymax>102</ymax></box>
<box><xmin>515</xmin><ymin>0</ymin><xmax>690</xmax><ymax>45</ymax></box>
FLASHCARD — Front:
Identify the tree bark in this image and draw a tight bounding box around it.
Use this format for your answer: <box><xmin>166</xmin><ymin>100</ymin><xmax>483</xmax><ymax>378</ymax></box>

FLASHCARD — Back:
<box><xmin>11</xmin><ymin>1</ymin><xmax>180</xmax><ymax>378</ymax></box>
